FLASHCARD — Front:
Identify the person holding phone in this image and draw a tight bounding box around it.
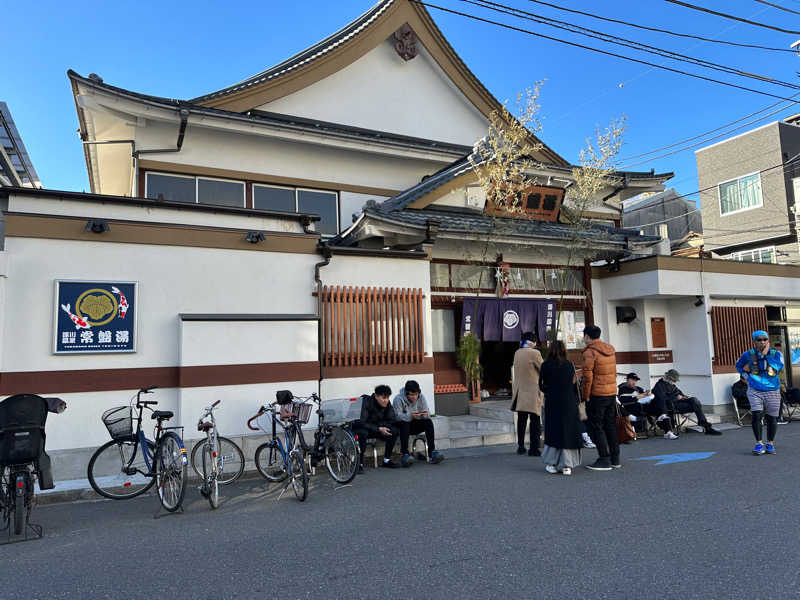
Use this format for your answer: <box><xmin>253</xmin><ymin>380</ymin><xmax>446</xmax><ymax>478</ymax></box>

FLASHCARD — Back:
<box><xmin>352</xmin><ymin>385</ymin><xmax>400</xmax><ymax>470</ymax></box>
<box><xmin>392</xmin><ymin>380</ymin><xmax>444</xmax><ymax>467</ymax></box>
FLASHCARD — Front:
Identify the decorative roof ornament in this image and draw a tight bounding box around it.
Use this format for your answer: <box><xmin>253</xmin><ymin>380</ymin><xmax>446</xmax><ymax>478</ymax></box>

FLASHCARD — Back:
<box><xmin>393</xmin><ymin>23</ymin><xmax>419</xmax><ymax>61</ymax></box>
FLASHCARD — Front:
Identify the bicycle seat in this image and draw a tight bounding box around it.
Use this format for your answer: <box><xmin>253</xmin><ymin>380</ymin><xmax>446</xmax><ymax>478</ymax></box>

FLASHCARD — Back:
<box><xmin>151</xmin><ymin>410</ymin><xmax>174</xmax><ymax>421</ymax></box>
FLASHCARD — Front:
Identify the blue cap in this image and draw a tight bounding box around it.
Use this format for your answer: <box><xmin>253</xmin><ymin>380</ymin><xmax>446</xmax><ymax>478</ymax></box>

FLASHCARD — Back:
<box><xmin>753</xmin><ymin>330</ymin><xmax>769</xmax><ymax>340</ymax></box>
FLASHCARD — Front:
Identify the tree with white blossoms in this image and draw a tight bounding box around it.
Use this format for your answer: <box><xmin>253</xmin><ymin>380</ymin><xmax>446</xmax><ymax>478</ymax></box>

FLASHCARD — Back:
<box><xmin>457</xmin><ymin>83</ymin><xmax>626</xmax><ymax>380</ymax></box>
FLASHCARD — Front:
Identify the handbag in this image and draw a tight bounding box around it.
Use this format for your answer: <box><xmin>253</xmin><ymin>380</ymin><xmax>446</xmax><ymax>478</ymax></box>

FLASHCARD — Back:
<box><xmin>616</xmin><ymin>404</ymin><xmax>636</xmax><ymax>443</ymax></box>
<box><xmin>574</xmin><ymin>382</ymin><xmax>587</xmax><ymax>422</ymax></box>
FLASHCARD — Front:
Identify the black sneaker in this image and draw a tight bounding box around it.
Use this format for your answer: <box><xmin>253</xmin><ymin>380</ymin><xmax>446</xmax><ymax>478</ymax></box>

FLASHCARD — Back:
<box><xmin>528</xmin><ymin>448</ymin><xmax>541</xmax><ymax>457</ymax></box>
<box><xmin>401</xmin><ymin>454</ymin><xmax>414</xmax><ymax>468</ymax></box>
<box><xmin>611</xmin><ymin>458</ymin><xmax>622</xmax><ymax>469</ymax></box>
<box><xmin>704</xmin><ymin>425</ymin><xmax>722</xmax><ymax>436</ymax></box>
<box><xmin>516</xmin><ymin>446</ymin><xmax>527</xmax><ymax>455</ymax></box>
<box><xmin>429</xmin><ymin>450</ymin><xmax>444</xmax><ymax>464</ymax></box>
<box><xmin>586</xmin><ymin>458</ymin><xmax>612</xmax><ymax>471</ymax></box>
<box><xmin>381</xmin><ymin>460</ymin><xmax>399</xmax><ymax>469</ymax></box>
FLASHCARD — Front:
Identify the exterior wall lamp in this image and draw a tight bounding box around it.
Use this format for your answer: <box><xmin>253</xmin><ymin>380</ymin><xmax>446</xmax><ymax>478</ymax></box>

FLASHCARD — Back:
<box><xmin>246</xmin><ymin>231</ymin><xmax>265</xmax><ymax>244</ymax></box>
<box><xmin>85</xmin><ymin>219</ymin><xmax>110</xmax><ymax>234</ymax></box>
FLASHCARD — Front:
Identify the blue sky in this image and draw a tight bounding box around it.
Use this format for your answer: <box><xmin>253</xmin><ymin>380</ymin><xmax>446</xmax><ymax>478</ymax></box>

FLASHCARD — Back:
<box><xmin>5</xmin><ymin>0</ymin><xmax>800</xmax><ymax>203</ymax></box>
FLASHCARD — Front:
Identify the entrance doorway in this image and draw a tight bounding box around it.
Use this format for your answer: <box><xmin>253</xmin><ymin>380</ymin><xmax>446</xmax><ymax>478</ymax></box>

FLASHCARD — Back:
<box><xmin>480</xmin><ymin>341</ymin><xmax>519</xmax><ymax>396</ymax></box>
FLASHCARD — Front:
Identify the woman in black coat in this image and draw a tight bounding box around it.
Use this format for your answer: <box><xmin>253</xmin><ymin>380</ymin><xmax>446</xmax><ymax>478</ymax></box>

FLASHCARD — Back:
<box><xmin>539</xmin><ymin>340</ymin><xmax>583</xmax><ymax>475</ymax></box>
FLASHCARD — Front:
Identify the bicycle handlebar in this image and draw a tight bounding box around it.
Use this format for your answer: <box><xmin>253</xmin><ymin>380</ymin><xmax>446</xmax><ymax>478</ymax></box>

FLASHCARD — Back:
<box><xmin>141</xmin><ymin>386</ymin><xmax>158</xmax><ymax>393</ymax></box>
<box><xmin>211</xmin><ymin>400</ymin><xmax>221</xmax><ymax>408</ymax></box>
<box><xmin>247</xmin><ymin>406</ymin><xmax>270</xmax><ymax>430</ymax></box>
<box><xmin>139</xmin><ymin>400</ymin><xmax>158</xmax><ymax>406</ymax></box>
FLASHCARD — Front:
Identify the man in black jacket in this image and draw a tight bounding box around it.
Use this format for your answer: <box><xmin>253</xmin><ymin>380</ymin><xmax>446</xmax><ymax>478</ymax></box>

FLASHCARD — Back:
<box><xmin>352</xmin><ymin>385</ymin><xmax>400</xmax><ymax>470</ymax></box>
<box><xmin>652</xmin><ymin>369</ymin><xmax>721</xmax><ymax>438</ymax></box>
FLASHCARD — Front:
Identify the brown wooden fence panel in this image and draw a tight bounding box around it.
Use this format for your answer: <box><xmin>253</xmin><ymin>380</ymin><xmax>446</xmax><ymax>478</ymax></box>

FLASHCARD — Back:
<box><xmin>710</xmin><ymin>306</ymin><xmax>768</xmax><ymax>366</ymax></box>
<box><xmin>321</xmin><ymin>286</ymin><xmax>425</xmax><ymax>367</ymax></box>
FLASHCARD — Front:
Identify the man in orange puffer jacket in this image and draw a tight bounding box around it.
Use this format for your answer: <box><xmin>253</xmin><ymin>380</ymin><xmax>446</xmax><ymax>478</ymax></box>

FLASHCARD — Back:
<box><xmin>581</xmin><ymin>325</ymin><xmax>619</xmax><ymax>471</ymax></box>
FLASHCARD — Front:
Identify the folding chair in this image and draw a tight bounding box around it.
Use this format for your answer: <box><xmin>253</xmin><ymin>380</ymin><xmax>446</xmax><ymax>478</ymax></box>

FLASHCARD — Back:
<box><xmin>783</xmin><ymin>388</ymin><xmax>800</xmax><ymax>422</ymax></box>
<box><xmin>731</xmin><ymin>380</ymin><xmax>751</xmax><ymax>427</ymax></box>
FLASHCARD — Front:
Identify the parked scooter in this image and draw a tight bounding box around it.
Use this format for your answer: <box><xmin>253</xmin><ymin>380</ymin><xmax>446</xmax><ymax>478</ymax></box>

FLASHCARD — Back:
<box><xmin>0</xmin><ymin>394</ymin><xmax>66</xmax><ymax>542</ymax></box>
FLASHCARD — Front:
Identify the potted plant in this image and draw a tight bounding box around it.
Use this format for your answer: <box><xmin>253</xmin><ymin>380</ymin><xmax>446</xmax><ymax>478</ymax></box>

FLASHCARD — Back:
<box><xmin>457</xmin><ymin>332</ymin><xmax>483</xmax><ymax>403</ymax></box>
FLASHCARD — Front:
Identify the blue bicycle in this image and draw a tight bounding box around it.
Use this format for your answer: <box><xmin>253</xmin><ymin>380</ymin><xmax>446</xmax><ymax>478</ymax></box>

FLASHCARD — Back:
<box><xmin>87</xmin><ymin>386</ymin><xmax>188</xmax><ymax>512</ymax></box>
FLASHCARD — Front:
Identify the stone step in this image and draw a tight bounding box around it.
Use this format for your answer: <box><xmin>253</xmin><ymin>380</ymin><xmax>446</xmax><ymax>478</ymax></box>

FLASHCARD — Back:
<box><xmin>446</xmin><ymin>415</ymin><xmax>514</xmax><ymax>434</ymax></box>
<box><xmin>442</xmin><ymin>431</ymin><xmax>516</xmax><ymax>449</ymax></box>
<box><xmin>469</xmin><ymin>401</ymin><xmax>514</xmax><ymax>422</ymax></box>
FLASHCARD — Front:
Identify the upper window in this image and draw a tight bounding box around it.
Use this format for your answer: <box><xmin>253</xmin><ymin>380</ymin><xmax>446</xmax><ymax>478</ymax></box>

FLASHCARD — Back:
<box><xmin>719</xmin><ymin>173</ymin><xmax>762</xmax><ymax>216</ymax></box>
<box><xmin>728</xmin><ymin>246</ymin><xmax>775</xmax><ymax>264</ymax></box>
<box><xmin>145</xmin><ymin>172</ymin><xmax>244</xmax><ymax>208</ymax></box>
<box><xmin>254</xmin><ymin>184</ymin><xmax>339</xmax><ymax>235</ymax></box>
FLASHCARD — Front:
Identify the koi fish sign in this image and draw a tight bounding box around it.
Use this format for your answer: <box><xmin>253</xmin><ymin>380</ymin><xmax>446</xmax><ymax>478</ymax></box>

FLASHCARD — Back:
<box><xmin>54</xmin><ymin>281</ymin><xmax>137</xmax><ymax>354</ymax></box>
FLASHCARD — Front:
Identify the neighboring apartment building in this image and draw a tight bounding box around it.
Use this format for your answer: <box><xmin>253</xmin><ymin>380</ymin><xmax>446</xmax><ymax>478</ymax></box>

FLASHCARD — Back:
<box><xmin>622</xmin><ymin>188</ymin><xmax>702</xmax><ymax>253</ymax></box>
<box><xmin>0</xmin><ymin>102</ymin><xmax>40</xmax><ymax>188</ymax></box>
<box><xmin>695</xmin><ymin>119</ymin><xmax>800</xmax><ymax>264</ymax></box>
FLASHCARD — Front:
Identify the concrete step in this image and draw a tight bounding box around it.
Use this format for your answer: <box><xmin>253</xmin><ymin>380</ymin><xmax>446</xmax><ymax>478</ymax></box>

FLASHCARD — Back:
<box><xmin>446</xmin><ymin>415</ymin><xmax>514</xmax><ymax>434</ymax></box>
<box><xmin>469</xmin><ymin>400</ymin><xmax>514</xmax><ymax>422</ymax></box>
<box><xmin>442</xmin><ymin>431</ymin><xmax>516</xmax><ymax>450</ymax></box>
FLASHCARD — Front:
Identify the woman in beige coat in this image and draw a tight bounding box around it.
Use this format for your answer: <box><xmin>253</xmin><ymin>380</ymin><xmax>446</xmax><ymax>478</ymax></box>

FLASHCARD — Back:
<box><xmin>512</xmin><ymin>331</ymin><xmax>544</xmax><ymax>456</ymax></box>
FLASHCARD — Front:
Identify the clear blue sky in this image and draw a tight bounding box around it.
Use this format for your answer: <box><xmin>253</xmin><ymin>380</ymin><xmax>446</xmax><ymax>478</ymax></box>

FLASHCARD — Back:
<box><xmin>5</xmin><ymin>0</ymin><xmax>800</xmax><ymax>203</ymax></box>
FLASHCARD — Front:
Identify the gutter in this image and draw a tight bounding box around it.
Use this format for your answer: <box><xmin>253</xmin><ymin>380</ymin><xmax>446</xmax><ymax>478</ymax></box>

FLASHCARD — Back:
<box><xmin>314</xmin><ymin>244</ymin><xmax>333</xmax><ymax>387</ymax></box>
<box><xmin>134</xmin><ymin>107</ymin><xmax>190</xmax><ymax>157</ymax></box>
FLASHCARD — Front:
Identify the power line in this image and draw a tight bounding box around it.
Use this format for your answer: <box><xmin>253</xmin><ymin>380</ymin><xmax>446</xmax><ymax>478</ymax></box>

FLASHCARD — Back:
<box><xmin>618</xmin><ymin>103</ymin><xmax>798</xmax><ymax>169</ymax></box>
<box><xmin>524</xmin><ymin>0</ymin><xmax>796</xmax><ymax>52</ymax></box>
<box><xmin>754</xmin><ymin>0</ymin><xmax>800</xmax><ymax>16</ymax></box>
<box><xmin>464</xmin><ymin>0</ymin><xmax>800</xmax><ymax>90</ymax></box>
<box><xmin>618</xmin><ymin>97</ymin><xmax>800</xmax><ymax>163</ymax></box>
<box><xmin>664</xmin><ymin>0</ymin><xmax>800</xmax><ymax>35</ymax></box>
<box><xmin>622</xmin><ymin>152</ymin><xmax>800</xmax><ymax>228</ymax></box>
<box><xmin>412</xmin><ymin>1</ymin><xmax>800</xmax><ymax>102</ymax></box>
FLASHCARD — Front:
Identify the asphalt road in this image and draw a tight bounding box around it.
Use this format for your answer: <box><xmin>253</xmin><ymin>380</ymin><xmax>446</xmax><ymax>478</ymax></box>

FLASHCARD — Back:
<box><xmin>2</xmin><ymin>424</ymin><xmax>799</xmax><ymax>600</ymax></box>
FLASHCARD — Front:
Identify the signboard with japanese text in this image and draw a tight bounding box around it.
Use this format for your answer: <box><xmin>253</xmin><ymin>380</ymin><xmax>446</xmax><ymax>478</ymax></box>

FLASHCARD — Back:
<box><xmin>54</xmin><ymin>281</ymin><xmax>137</xmax><ymax>354</ymax></box>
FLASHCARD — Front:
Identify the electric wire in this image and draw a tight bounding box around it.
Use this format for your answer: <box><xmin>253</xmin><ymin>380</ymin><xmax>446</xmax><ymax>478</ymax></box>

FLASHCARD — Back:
<box><xmin>464</xmin><ymin>0</ymin><xmax>800</xmax><ymax>90</ymax></box>
<box><xmin>753</xmin><ymin>0</ymin><xmax>800</xmax><ymax>16</ymax></box>
<box><xmin>664</xmin><ymin>0</ymin><xmax>800</xmax><ymax>35</ymax></box>
<box><xmin>524</xmin><ymin>0</ymin><xmax>796</xmax><ymax>52</ymax></box>
<box><xmin>411</xmin><ymin>1</ymin><xmax>800</xmax><ymax>102</ymax></box>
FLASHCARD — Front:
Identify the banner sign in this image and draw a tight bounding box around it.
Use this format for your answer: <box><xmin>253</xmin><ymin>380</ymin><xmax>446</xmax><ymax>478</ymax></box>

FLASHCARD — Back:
<box><xmin>462</xmin><ymin>298</ymin><xmax>554</xmax><ymax>342</ymax></box>
<box><xmin>54</xmin><ymin>281</ymin><xmax>137</xmax><ymax>354</ymax></box>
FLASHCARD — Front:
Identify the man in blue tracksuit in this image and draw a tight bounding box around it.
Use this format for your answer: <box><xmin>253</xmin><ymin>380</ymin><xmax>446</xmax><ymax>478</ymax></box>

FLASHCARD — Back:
<box><xmin>735</xmin><ymin>330</ymin><xmax>784</xmax><ymax>455</ymax></box>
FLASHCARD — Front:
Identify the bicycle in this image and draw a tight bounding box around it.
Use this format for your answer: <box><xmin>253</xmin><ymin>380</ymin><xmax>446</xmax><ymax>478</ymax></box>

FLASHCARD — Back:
<box><xmin>87</xmin><ymin>386</ymin><xmax>188</xmax><ymax>512</ymax></box>
<box><xmin>0</xmin><ymin>394</ymin><xmax>66</xmax><ymax>542</ymax></box>
<box><xmin>248</xmin><ymin>391</ymin><xmax>359</xmax><ymax>502</ymax></box>
<box><xmin>191</xmin><ymin>400</ymin><xmax>245</xmax><ymax>509</ymax></box>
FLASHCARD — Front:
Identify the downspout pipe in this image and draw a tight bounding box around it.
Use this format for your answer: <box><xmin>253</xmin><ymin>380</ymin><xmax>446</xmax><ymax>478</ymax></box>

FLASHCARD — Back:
<box><xmin>134</xmin><ymin>107</ymin><xmax>190</xmax><ymax>157</ymax></box>
<box><xmin>314</xmin><ymin>243</ymin><xmax>333</xmax><ymax>390</ymax></box>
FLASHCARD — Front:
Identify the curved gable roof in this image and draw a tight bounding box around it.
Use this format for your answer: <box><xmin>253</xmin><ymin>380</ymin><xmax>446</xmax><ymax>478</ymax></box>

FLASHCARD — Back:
<box><xmin>191</xmin><ymin>0</ymin><xmax>567</xmax><ymax>166</ymax></box>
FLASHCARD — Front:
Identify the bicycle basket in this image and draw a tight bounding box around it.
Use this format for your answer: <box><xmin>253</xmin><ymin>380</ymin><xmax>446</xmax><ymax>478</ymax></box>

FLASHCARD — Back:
<box><xmin>101</xmin><ymin>406</ymin><xmax>133</xmax><ymax>440</ymax></box>
<box><xmin>280</xmin><ymin>402</ymin><xmax>313</xmax><ymax>424</ymax></box>
<box><xmin>320</xmin><ymin>396</ymin><xmax>362</xmax><ymax>425</ymax></box>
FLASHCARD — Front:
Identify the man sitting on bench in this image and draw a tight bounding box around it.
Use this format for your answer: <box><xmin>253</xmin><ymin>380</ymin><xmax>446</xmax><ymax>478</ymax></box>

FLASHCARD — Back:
<box><xmin>352</xmin><ymin>385</ymin><xmax>400</xmax><ymax>471</ymax></box>
<box><xmin>393</xmin><ymin>380</ymin><xmax>444</xmax><ymax>467</ymax></box>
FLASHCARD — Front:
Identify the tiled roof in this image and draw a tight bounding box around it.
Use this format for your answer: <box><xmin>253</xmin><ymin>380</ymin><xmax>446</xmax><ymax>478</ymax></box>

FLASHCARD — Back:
<box><xmin>190</xmin><ymin>0</ymin><xmax>397</xmax><ymax>103</ymax></box>
<box><xmin>363</xmin><ymin>206</ymin><xmax>660</xmax><ymax>244</ymax></box>
<box><xmin>377</xmin><ymin>150</ymin><xmax>674</xmax><ymax>214</ymax></box>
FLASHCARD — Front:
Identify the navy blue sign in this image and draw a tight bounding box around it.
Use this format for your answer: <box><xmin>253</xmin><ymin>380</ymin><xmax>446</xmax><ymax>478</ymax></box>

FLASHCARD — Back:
<box><xmin>54</xmin><ymin>281</ymin><xmax>137</xmax><ymax>353</ymax></box>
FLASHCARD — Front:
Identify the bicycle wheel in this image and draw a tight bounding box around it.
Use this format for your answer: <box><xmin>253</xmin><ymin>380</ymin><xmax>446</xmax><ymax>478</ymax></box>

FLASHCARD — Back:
<box><xmin>255</xmin><ymin>441</ymin><xmax>288</xmax><ymax>482</ymax></box>
<box><xmin>192</xmin><ymin>436</ymin><xmax>243</xmax><ymax>485</ymax></box>
<box><xmin>155</xmin><ymin>433</ymin><xmax>187</xmax><ymax>512</ymax></box>
<box><xmin>289</xmin><ymin>448</ymin><xmax>308</xmax><ymax>502</ymax></box>
<box><xmin>202</xmin><ymin>443</ymin><xmax>219</xmax><ymax>509</ymax></box>
<box><xmin>326</xmin><ymin>427</ymin><xmax>359</xmax><ymax>484</ymax></box>
<box><xmin>88</xmin><ymin>439</ymin><xmax>157</xmax><ymax>500</ymax></box>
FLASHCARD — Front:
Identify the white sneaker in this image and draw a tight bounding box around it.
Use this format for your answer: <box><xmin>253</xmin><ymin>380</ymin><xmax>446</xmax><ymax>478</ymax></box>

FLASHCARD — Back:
<box><xmin>545</xmin><ymin>465</ymin><xmax>558</xmax><ymax>474</ymax></box>
<box><xmin>629</xmin><ymin>415</ymin><xmax>638</xmax><ymax>422</ymax></box>
<box><xmin>582</xmin><ymin>433</ymin><xmax>596</xmax><ymax>449</ymax></box>
<box><xmin>664</xmin><ymin>431</ymin><xmax>679</xmax><ymax>440</ymax></box>
<box><xmin>561</xmin><ymin>467</ymin><xmax>572</xmax><ymax>476</ymax></box>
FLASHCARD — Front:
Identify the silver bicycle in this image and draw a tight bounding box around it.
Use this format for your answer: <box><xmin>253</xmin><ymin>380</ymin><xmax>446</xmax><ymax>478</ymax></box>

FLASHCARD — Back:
<box><xmin>192</xmin><ymin>401</ymin><xmax>245</xmax><ymax>508</ymax></box>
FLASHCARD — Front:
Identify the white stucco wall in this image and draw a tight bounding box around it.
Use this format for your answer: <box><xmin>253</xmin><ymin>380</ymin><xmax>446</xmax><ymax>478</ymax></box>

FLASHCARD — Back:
<box><xmin>136</xmin><ymin>121</ymin><xmax>447</xmax><ymax>194</ymax></box>
<box><xmin>260</xmin><ymin>41</ymin><xmax>488</xmax><ymax>147</ymax></box>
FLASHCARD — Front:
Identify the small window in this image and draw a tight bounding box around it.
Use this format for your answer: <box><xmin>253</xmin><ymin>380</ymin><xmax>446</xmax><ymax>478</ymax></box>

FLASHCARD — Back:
<box><xmin>197</xmin><ymin>177</ymin><xmax>245</xmax><ymax>208</ymax></box>
<box><xmin>543</xmin><ymin>194</ymin><xmax>557</xmax><ymax>211</ymax></box>
<box><xmin>146</xmin><ymin>173</ymin><xmax>196</xmax><ymax>204</ymax></box>
<box><xmin>525</xmin><ymin>193</ymin><xmax>541</xmax><ymax>210</ymax></box>
<box><xmin>729</xmin><ymin>246</ymin><xmax>775</xmax><ymax>264</ymax></box>
<box><xmin>451</xmin><ymin>265</ymin><xmax>493</xmax><ymax>289</ymax></box>
<box><xmin>253</xmin><ymin>185</ymin><xmax>296</xmax><ymax>212</ymax></box>
<box><xmin>430</xmin><ymin>263</ymin><xmax>450</xmax><ymax>288</ymax></box>
<box><xmin>298</xmin><ymin>190</ymin><xmax>338</xmax><ymax>235</ymax></box>
<box><xmin>719</xmin><ymin>173</ymin><xmax>762</xmax><ymax>215</ymax></box>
